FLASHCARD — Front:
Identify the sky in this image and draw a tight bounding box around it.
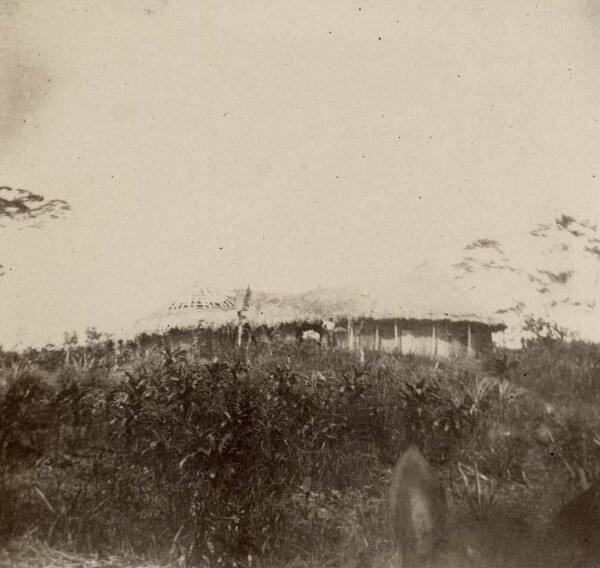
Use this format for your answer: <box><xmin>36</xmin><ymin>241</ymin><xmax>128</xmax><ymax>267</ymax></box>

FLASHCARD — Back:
<box><xmin>1</xmin><ymin>0</ymin><xmax>599</xmax><ymax>348</ymax></box>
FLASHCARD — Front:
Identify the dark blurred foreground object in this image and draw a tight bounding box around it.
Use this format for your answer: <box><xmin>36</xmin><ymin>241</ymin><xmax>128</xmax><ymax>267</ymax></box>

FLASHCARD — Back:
<box><xmin>389</xmin><ymin>446</ymin><xmax>478</xmax><ymax>567</ymax></box>
<box><xmin>546</xmin><ymin>481</ymin><xmax>600</xmax><ymax>567</ymax></box>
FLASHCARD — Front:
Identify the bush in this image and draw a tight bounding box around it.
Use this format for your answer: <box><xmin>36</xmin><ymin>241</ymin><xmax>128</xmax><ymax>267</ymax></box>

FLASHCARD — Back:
<box><xmin>1</xmin><ymin>338</ymin><xmax>598</xmax><ymax>566</ymax></box>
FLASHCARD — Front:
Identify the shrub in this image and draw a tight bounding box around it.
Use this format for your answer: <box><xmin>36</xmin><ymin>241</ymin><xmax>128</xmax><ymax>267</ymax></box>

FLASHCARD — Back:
<box><xmin>1</xmin><ymin>337</ymin><xmax>598</xmax><ymax>567</ymax></box>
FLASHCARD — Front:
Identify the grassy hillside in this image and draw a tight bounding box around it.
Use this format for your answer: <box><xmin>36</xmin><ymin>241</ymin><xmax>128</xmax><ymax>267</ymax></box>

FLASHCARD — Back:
<box><xmin>0</xmin><ymin>339</ymin><xmax>598</xmax><ymax>567</ymax></box>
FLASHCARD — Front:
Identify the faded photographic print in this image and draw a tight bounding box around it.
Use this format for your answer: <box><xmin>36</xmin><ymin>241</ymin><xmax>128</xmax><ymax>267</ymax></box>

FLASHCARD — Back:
<box><xmin>1</xmin><ymin>1</ymin><xmax>599</xmax><ymax>567</ymax></box>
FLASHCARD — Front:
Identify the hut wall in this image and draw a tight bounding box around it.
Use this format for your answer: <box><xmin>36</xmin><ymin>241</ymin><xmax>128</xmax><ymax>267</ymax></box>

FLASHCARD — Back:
<box><xmin>435</xmin><ymin>322</ymin><xmax>469</xmax><ymax>359</ymax></box>
<box><xmin>333</xmin><ymin>329</ymin><xmax>350</xmax><ymax>349</ymax></box>
<box><xmin>399</xmin><ymin>321</ymin><xmax>437</xmax><ymax>356</ymax></box>
<box><xmin>134</xmin><ymin>318</ymin><xmax>495</xmax><ymax>359</ymax></box>
<box><xmin>347</xmin><ymin>320</ymin><xmax>491</xmax><ymax>358</ymax></box>
<box><xmin>357</xmin><ymin>333</ymin><xmax>376</xmax><ymax>351</ymax></box>
<box><xmin>352</xmin><ymin>320</ymin><xmax>385</xmax><ymax>351</ymax></box>
<box><xmin>434</xmin><ymin>322</ymin><xmax>493</xmax><ymax>358</ymax></box>
<box><xmin>435</xmin><ymin>324</ymin><xmax>451</xmax><ymax>358</ymax></box>
<box><xmin>376</xmin><ymin>321</ymin><xmax>399</xmax><ymax>352</ymax></box>
<box><xmin>471</xmin><ymin>323</ymin><xmax>494</xmax><ymax>356</ymax></box>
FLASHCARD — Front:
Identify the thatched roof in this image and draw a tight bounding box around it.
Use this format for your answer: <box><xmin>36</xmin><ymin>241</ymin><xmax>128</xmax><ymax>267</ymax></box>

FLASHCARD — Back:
<box><xmin>130</xmin><ymin>264</ymin><xmax>505</xmax><ymax>337</ymax></box>
<box><xmin>247</xmin><ymin>263</ymin><xmax>504</xmax><ymax>330</ymax></box>
<box><xmin>248</xmin><ymin>287</ymin><xmax>504</xmax><ymax>330</ymax></box>
<box><xmin>130</xmin><ymin>287</ymin><xmax>240</xmax><ymax>336</ymax></box>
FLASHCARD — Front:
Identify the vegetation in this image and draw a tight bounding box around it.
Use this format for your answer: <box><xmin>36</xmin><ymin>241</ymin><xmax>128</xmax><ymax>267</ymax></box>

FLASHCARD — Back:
<box><xmin>0</xmin><ymin>335</ymin><xmax>598</xmax><ymax>567</ymax></box>
<box><xmin>0</xmin><ymin>185</ymin><xmax>71</xmax><ymax>276</ymax></box>
<box><xmin>453</xmin><ymin>214</ymin><xmax>600</xmax><ymax>352</ymax></box>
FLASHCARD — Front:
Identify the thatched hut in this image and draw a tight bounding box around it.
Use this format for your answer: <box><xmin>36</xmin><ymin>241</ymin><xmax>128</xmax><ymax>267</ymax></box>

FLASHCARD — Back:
<box><xmin>130</xmin><ymin>264</ymin><xmax>505</xmax><ymax>358</ymax></box>
<box><xmin>243</xmin><ymin>264</ymin><xmax>505</xmax><ymax>358</ymax></box>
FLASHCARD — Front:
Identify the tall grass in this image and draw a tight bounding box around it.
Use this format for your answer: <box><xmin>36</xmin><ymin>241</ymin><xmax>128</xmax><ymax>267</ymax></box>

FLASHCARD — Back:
<box><xmin>0</xmin><ymin>338</ymin><xmax>598</xmax><ymax>566</ymax></box>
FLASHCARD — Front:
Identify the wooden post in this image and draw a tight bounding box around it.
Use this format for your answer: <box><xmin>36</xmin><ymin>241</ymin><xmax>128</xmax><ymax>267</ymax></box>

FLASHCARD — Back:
<box><xmin>375</xmin><ymin>324</ymin><xmax>379</xmax><ymax>350</ymax></box>
<box><xmin>432</xmin><ymin>322</ymin><xmax>437</xmax><ymax>357</ymax></box>
<box><xmin>348</xmin><ymin>318</ymin><xmax>355</xmax><ymax>351</ymax></box>
<box><xmin>394</xmin><ymin>322</ymin><xmax>399</xmax><ymax>352</ymax></box>
<box><xmin>355</xmin><ymin>320</ymin><xmax>364</xmax><ymax>352</ymax></box>
<box><xmin>238</xmin><ymin>287</ymin><xmax>252</xmax><ymax>350</ymax></box>
<box><xmin>467</xmin><ymin>323</ymin><xmax>473</xmax><ymax>357</ymax></box>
